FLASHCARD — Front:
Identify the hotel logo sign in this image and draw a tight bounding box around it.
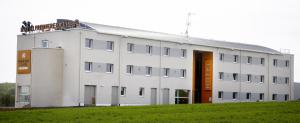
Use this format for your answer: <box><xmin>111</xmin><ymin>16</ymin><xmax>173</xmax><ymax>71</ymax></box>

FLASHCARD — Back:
<box><xmin>21</xmin><ymin>19</ymin><xmax>80</xmax><ymax>33</ymax></box>
<box><xmin>17</xmin><ymin>50</ymin><xmax>31</xmax><ymax>74</ymax></box>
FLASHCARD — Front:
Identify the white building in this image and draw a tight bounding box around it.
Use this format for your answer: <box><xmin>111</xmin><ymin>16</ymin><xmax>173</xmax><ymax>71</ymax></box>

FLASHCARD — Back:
<box><xmin>15</xmin><ymin>19</ymin><xmax>294</xmax><ymax>108</ymax></box>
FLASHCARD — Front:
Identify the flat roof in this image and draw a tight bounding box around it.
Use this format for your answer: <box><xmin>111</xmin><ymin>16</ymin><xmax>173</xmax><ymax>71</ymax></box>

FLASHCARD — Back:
<box><xmin>82</xmin><ymin>22</ymin><xmax>281</xmax><ymax>54</ymax></box>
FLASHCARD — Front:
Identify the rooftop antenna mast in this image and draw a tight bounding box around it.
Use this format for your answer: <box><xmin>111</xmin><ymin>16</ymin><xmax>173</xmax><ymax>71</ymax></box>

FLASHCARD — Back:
<box><xmin>185</xmin><ymin>12</ymin><xmax>195</xmax><ymax>40</ymax></box>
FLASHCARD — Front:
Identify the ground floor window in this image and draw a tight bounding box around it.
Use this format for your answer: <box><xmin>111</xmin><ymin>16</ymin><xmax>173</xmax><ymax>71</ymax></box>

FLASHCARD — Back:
<box><xmin>175</xmin><ymin>89</ymin><xmax>189</xmax><ymax>104</ymax></box>
<box><xmin>139</xmin><ymin>87</ymin><xmax>144</xmax><ymax>97</ymax></box>
<box><xmin>17</xmin><ymin>86</ymin><xmax>30</xmax><ymax>102</ymax></box>
<box><xmin>246</xmin><ymin>93</ymin><xmax>251</xmax><ymax>100</ymax></box>
<box><xmin>232</xmin><ymin>92</ymin><xmax>238</xmax><ymax>100</ymax></box>
<box><xmin>218</xmin><ymin>91</ymin><xmax>223</xmax><ymax>99</ymax></box>
<box><xmin>259</xmin><ymin>93</ymin><xmax>264</xmax><ymax>100</ymax></box>
<box><xmin>272</xmin><ymin>94</ymin><xmax>277</xmax><ymax>100</ymax></box>
<box><xmin>284</xmin><ymin>94</ymin><xmax>289</xmax><ymax>101</ymax></box>
<box><xmin>121</xmin><ymin>87</ymin><xmax>126</xmax><ymax>96</ymax></box>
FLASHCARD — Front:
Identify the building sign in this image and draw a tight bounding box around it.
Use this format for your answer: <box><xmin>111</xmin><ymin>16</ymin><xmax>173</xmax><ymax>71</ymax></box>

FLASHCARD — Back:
<box><xmin>21</xmin><ymin>19</ymin><xmax>80</xmax><ymax>33</ymax></box>
<box><xmin>17</xmin><ymin>50</ymin><xmax>31</xmax><ymax>74</ymax></box>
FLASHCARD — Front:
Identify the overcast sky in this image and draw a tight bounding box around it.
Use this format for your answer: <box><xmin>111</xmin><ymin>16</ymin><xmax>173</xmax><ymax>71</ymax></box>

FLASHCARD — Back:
<box><xmin>0</xmin><ymin>0</ymin><xmax>299</xmax><ymax>83</ymax></box>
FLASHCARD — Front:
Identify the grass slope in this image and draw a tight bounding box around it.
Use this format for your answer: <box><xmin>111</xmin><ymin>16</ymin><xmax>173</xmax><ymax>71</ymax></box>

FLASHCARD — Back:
<box><xmin>1</xmin><ymin>101</ymin><xmax>300</xmax><ymax>123</ymax></box>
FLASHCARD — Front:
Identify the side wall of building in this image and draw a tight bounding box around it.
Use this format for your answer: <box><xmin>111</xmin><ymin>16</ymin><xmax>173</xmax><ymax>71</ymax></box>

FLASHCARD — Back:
<box><xmin>16</xmin><ymin>30</ymin><xmax>81</xmax><ymax>107</ymax></box>
<box><xmin>31</xmin><ymin>48</ymin><xmax>64</xmax><ymax>107</ymax></box>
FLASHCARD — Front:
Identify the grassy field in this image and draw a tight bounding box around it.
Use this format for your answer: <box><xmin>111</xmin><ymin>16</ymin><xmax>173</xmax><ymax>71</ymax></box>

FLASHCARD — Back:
<box><xmin>1</xmin><ymin>101</ymin><xmax>300</xmax><ymax>123</ymax></box>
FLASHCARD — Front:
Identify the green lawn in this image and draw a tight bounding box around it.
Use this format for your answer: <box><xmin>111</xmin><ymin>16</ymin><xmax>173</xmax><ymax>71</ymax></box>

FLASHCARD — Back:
<box><xmin>1</xmin><ymin>101</ymin><xmax>300</xmax><ymax>123</ymax></box>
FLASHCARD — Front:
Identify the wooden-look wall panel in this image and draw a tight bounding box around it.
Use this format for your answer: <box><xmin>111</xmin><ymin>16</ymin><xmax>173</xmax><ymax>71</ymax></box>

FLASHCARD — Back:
<box><xmin>201</xmin><ymin>52</ymin><xmax>213</xmax><ymax>103</ymax></box>
<box><xmin>17</xmin><ymin>50</ymin><xmax>31</xmax><ymax>74</ymax></box>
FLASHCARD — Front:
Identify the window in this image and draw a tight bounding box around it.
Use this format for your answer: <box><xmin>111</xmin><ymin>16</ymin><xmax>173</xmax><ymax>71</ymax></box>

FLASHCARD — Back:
<box><xmin>247</xmin><ymin>74</ymin><xmax>252</xmax><ymax>82</ymax></box>
<box><xmin>106</xmin><ymin>63</ymin><xmax>113</xmax><ymax>73</ymax></box>
<box><xmin>259</xmin><ymin>93</ymin><xmax>264</xmax><ymax>100</ymax></box>
<box><xmin>127</xmin><ymin>43</ymin><xmax>134</xmax><ymax>52</ymax></box>
<box><xmin>285</xmin><ymin>77</ymin><xmax>289</xmax><ymax>84</ymax></box>
<box><xmin>272</xmin><ymin>94</ymin><xmax>277</xmax><ymax>100</ymax></box>
<box><xmin>106</xmin><ymin>41</ymin><xmax>114</xmax><ymax>51</ymax></box>
<box><xmin>146</xmin><ymin>66</ymin><xmax>152</xmax><ymax>76</ymax></box>
<box><xmin>175</xmin><ymin>90</ymin><xmax>189</xmax><ymax>104</ymax></box>
<box><xmin>219</xmin><ymin>72</ymin><xmax>224</xmax><ymax>80</ymax></box>
<box><xmin>284</xmin><ymin>94</ymin><xmax>289</xmax><ymax>101</ymax></box>
<box><xmin>121</xmin><ymin>87</ymin><xmax>126</xmax><ymax>96</ymax></box>
<box><xmin>126</xmin><ymin>65</ymin><xmax>133</xmax><ymax>74</ymax></box>
<box><xmin>246</xmin><ymin>93</ymin><xmax>251</xmax><ymax>100</ymax></box>
<box><xmin>146</xmin><ymin>45</ymin><xmax>152</xmax><ymax>55</ymax></box>
<box><xmin>164</xmin><ymin>47</ymin><xmax>170</xmax><ymax>56</ymax></box>
<box><xmin>181</xmin><ymin>49</ymin><xmax>186</xmax><ymax>58</ymax></box>
<box><xmin>273</xmin><ymin>59</ymin><xmax>278</xmax><ymax>67</ymax></box>
<box><xmin>219</xmin><ymin>53</ymin><xmax>224</xmax><ymax>61</ymax></box>
<box><xmin>233</xmin><ymin>73</ymin><xmax>238</xmax><ymax>81</ymax></box>
<box><xmin>85</xmin><ymin>38</ymin><xmax>93</xmax><ymax>49</ymax></box>
<box><xmin>41</xmin><ymin>40</ymin><xmax>49</xmax><ymax>48</ymax></box>
<box><xmin>218</xmin><ymin>91</ymin><xmax>223</xmax><ymax>99</ymax></box>
<box><xmin>84</xmin><ymin>62</ymin><xmax>92</xmax><ymax>72</ymax></box>
<box><xmin>247</xmin><ymin>56</ymin><xmax>252</xmax><ymax>64</ymax></box>
<box><xmin>233</xmin><ymin>55</ymin><xmax>238</xmax><ymax>63</ymax></box>
<box><xmin>139</xmin><ymin>88</ymin><xmax>144</xmax><ymax>96</ymax></box>
<box><xmin>163</xmin><ymin>68</ymin><xmax>170</xmax><ymax>77</ymax></box>
<box><xmin>261</xmin><ymin>58</ymin><xmax>265</xmax><ymax>65</ymax></box>
<box><xmin>285</xmin><ymin>60</ymin><xmax>289</xmax><ymax>67</ymax></box>
<box><xmin>273</xmin><ymin>76</ymin><xmax>277</xmax><ymax>84</ymax></box>
<box><xmin>260</xmin><ymin>75</ymin><xmax>265</xmax><ymax>83</ymax></box>
<box><xmin>180</xmin><ymin>69</ymin><xmax>186</xmax><ymax>78</ymax></box>
<box><xmin>233</xmin><ymin>92</ymin><xmax>238</xmax><ymax>100</ymax></box>
<box><xmin>17</xmin><ymin>86</ymin><xmax>30</xmax><ymax>102</ymax></box>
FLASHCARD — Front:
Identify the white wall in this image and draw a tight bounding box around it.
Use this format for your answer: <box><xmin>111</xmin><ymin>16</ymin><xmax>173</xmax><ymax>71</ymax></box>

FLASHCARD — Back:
<box><xmin>31</xmin><ymin>48</ymin><xmax>63</xmax><ymax>107</ymax></box>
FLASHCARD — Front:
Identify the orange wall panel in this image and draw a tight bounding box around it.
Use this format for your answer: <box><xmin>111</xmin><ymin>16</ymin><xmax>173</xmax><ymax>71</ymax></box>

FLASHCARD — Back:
<box><xmin>17</xmin><ymin>50</ymin><xmax>31</xmax><ymax>74</ymax></box>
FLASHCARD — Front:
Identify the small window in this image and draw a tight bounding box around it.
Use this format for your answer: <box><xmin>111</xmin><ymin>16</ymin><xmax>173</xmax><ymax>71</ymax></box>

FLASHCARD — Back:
<box><xmin>106</xmin><ymin>63</ymin><xmax>113</xmax><ymax>73</ymax></box>
<box><xmin>163</xmin><ymin>68</ymin><xmax>170</xmax><ymax>77</ymax></box>
<box><xmin>247</xmin><ymin>74</ymin><xmax>252</xmax><ymax>82</ymax></box>
<box><xmin>273</xmin><ymin>59</ymin><xmax>278</xmax><ymax>67</ymax></box>
<box><xmin>233</xmin><ymin>55</ymin><xmax>238</xmax><ymax>63</ymax></box>
<box><xmin>42</xmin><ymin>40</ymin><xmax>49</xmax><ymax>48</ymax></box>
<box><xmin>139</xmin><ymin>87</ymin><xmax>144</xmax><ymax>97</ymax></box>
<box><xmin>126</xmin><ymin>65</ymin><xmax>133</xmax><ymax>74</ymax></box>
<box><xmin>121</xmin><ymin>87</ymin><xmax>126</xmax><ymax>96</ymax></box>
<box><xmin>84</xmin><ymin>62</ymin><xmax>92</xmax><ymax>72</ymax></box>
<box><xmin>284</xmin><ymin>94</ymin><xmax>289</xmax><ymax>101</ymax></box>
<box><xmin>219</xmin><ymin>72</ymin><xmax>224</xmax><ymax>80</ymax></box>
<box><xmin>85</xmin><ymin>38</ymin><xmax>93</xmax><ymax>49</ymax></box>
<box><xmin>146</xmin><ymin>45</ymin><xmax>152</xmax><ymax>55</ymax></box>
<box><xmin>146</xmin><ymin>66</ymin><xmax>152</xmax><ymax>76</ymax></box>
<box><xmin>247</xmin><ymin>56</ymin><xmax>252</xmax><ymax>64</ymax></box>
<box><xmin>233</xmin><ymin>73</ymin><xmax>238</xmax><ymax>81</ymax></box>
<box><xmin>175</xmin><ymin>90</ymin><xmax>189</xmax><ymax>104</ymax></box>
<box><xmin>233</xmin><ymin>92</ymin><xmax>238</xmax><ymax>99</ymax></box>
<box><xmin>246</xmin><ymin>93</ymin><xmax>251</xmax><ymax>100</ymax></box>
<box><xmin>106</xmin><ymin>41</ymin><xmax>114</xmax><ymax>51</ymax></box>
<box><xmin>261</xmin><ymin>58</ymin><xmax>265</xmax><ymax>65</ymax></box>
<box><xmin>259</xmin><ymin>93</ymin><xmax>264</xmax><ymax>100</ymax></box>
<box><xmin>127</xmin><ymin>43</ymin><xmax>134</xmax><ymax>52</ymax></box>
<box><xmin>260</xmin><ymin>75</ymin><xmax>265</xmax><ymax>83</ymax></box>
<box><xmin>164</xmin><ymin>47</ymin><xmax>170</xmax><ymax>56</ymax></box>
<box><xmin>218</xmin><ymin>91</ymin><xmax>223</xmax><ymax>99</ymax></box>
<box><xmin>219</xmin><ymin>53</ymin><xmax>224</xmax><ymax>61</ymax></box>
<box><xmin>272</xmin><ymin>94</ymin><xmax>277</xmax><ymax>100</ymax></box>
<box><xmin>285</xmin><ymin>77</ymin><xmax>289</xmax><ymax>84</ymax></box>
<box><xmin>285</xmin><ymin>60</ymin><xmax>289</xmax><ymax>67</ymax></box>
<box><xmin>273</xmin><ymin>76</ymin><xmax>277</xmax><ymax>84</ymax></box>
<box><xmin>181</xmin><ymin>49</ymin><xmax>186</xmax><ymax>58</ymax></box>
<box><xmin>180</xmin><ymin>69</ymin><xmax>186</xmax><ymax>78</ymax></box>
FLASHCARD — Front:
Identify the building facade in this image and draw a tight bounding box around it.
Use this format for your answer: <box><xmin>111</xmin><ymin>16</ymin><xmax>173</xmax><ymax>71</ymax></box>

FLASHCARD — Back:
<box><xmin>15</xmin><ymin>20</ymin><xmax>294</xmax><ymax>108</ymax></box>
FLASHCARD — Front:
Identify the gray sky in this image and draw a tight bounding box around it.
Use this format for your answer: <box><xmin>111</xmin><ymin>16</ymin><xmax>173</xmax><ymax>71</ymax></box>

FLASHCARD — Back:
<box><xmin>1</xmin><ymin>0</ymin><xmax>299</xmax><ymax>83</ymax></box>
